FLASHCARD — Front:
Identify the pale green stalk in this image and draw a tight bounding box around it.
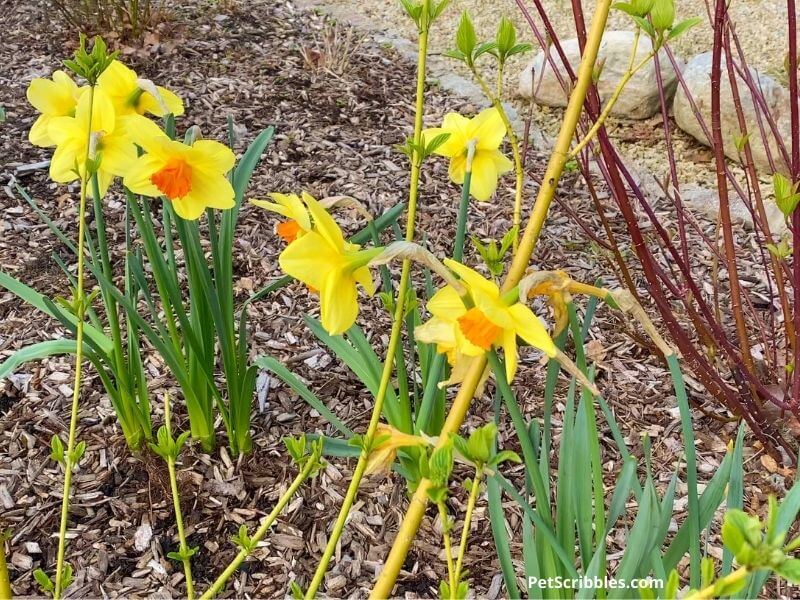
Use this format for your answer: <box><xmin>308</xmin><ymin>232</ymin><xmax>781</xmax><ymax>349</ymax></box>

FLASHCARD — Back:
<box><xmin>437</xmin><ymin>503</ymin><xmax>457</xmax><ymax>596</ymax></box>
<box><xmin>453</xmin><ymin>470</ymin><xmax>481</xmax><ymax>588</ymax></box>
<box><xmin>469</xmin><ymin>68</ymin><xmax>524</xmax><ymax>251</ymax></box>
<box><xmin>54</xmin><ymin>84</ymin><xmax>95</xmax><ymax>600</ymax></box>
<box><xmin>200</xmin><ymin>457</ymin><xmax>318</xmax><ymax>600</ymax></box>
<box><xmin>164</xmin><ymin>397</ymin><xmax>194</xmax><ymax>600</ymax></box>
<box><xmin>568</xmin><ymin>29</ymin><xmax>653</xmax><ymax>159</ymax></box>
<box><xmin>303</xmin><ymin>12</ymin><xmax>431</xmax><ymax>599</ymax></box>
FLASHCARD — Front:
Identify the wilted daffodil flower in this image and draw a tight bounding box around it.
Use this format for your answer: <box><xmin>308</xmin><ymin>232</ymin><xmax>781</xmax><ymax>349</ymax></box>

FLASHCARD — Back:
<box><xmin>365</xmin><ymin>424</ymin><xmax>430</xmax><ymax>475</ymax></box>
<box><xmin>422</xmin><ymin>107</ymin><xmax>513</xmax><ymax>201</ymax></box>
<box><xmin>98</xmin><ymin>60</ymin><xmax>184</xmax><ymax>117</ymax></box>
<box><xmin>123</xmin><ymin>117</ymin><xmax>236</xmax><ymax>220</ymax></box>
<box><xmin>27</xmin><ymin>70</ymin><xmax>83</xmax><ymax>147</ymax></box>
<box><xmin>279</xmin><ymin>193</ymin><xmax>382</xmax><ymax>335</ymax></box>
<box><xmin>416</xmin><ymin>259</ymin><xmax>557</xmax><ymax>382</ymax></box>
<box><xmin>47</xmin><ymin>87</ymin><xmax>137</xmax><ymax>197</ymax></box>
<box><xmin>251</xmin><ymin>192</ymin><xmax>313</xmax><ymax>244</ymax></box>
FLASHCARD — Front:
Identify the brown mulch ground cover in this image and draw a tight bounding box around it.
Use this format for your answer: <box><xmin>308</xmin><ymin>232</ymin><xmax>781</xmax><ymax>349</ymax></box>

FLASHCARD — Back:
<box><xmin>0</xmin><ymin>0</ymin><xmax>792</xmax><ymax>598</ymax></box>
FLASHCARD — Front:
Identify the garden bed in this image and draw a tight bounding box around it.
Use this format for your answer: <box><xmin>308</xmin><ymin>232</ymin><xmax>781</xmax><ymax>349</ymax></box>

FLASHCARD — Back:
<box><xmin>0</xmin><ymin>0</ymin><xmax>792</xmax><ymax>597</ymax></box>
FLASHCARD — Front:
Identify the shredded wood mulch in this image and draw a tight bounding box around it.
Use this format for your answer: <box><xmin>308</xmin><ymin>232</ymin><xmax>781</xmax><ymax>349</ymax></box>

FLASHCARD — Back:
<box><xmin>0</xmin><ymin>0</ymin><xmax>793</xmax><ymax>598</ymax></box>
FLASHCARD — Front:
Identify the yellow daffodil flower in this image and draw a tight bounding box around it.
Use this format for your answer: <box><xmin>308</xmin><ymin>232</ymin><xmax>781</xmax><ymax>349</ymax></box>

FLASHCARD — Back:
<box><xmin>97</xmin><ymin>60</ymin><xmax>184</xmax><ymax>117</ymax></box>
<box><xmin>279</xmin><ymin>194</ymin><xmax>382</xmax><ymax>335</ymax></box>
<box><xmin>123</xmin><ymin>117</ymin><xmax>236</xmax><ymax>220</ymax></box>
<box><xmin>365</xmin><ymin>424</ymin><xmax>429</xmax><ymax>475</ymax></box>
<box><xmin>47</xmin><ymin>87</ymin><xmax>137</xmax><ymax>197</ymax></box>
<box><xmin>250</xmin><ymin>192</ymin><xmax>313</xmax><ymax>244</ymax></box>
<box><xmin>27</xmin><ymin>70</ymin><xmax>82</xmax><ymax>147</ymax></box>
<box><xmin>415</xmin><ymin>259</ymin><xmax>557</xmax><ymax>382</ymax></box>
<box><xmin>422</xmin><ymin>107</ymin><xmax>513</xmax><ymax>201</ymax></box>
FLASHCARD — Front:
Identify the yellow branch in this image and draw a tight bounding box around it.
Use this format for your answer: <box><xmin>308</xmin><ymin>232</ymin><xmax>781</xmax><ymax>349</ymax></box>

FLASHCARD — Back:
<box><xmin>370</xmin><ymin>0</ymin><xmax>613</xmax><ymax>595</ymax></box>
<box><xmin>0</xmin><ymin>533</ymin><xmax>11</xmax><ymax>600</ymax></box>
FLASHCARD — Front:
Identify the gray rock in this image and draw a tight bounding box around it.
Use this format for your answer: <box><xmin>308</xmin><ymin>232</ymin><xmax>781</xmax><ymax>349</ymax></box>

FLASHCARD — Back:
<box><xmin>518</xmin><ymin>31</ymin><xmax>681</xmax><ymax>119</ymax></box>
<box><xmin>672</xmin><ymin>51</ymin><xmax>793</xmax><ymax>175</ymax></box>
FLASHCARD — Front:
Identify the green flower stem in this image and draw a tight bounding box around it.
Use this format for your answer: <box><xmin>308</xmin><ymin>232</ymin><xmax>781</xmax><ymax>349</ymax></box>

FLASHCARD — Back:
<box><xmin>90</xmin><ymin>176</ymin><xmax>129</xmax><ymax>394</ymax></box>
<box><xmin>303</xmin><ymin>16</ymin><xmax>431</xmax><ymax>599</ymax></box>
<box><xmin>453</xmin><ymin>470</ymin><xmax>482</xmax><ymax>588</ymax></box>
<box><xmin>453</xmin><ymin>143</ymin><xmax>475</xmax><ymax>262</ymax></box>
<box><xmin>469</xmin><ymin>68</ymin><xmax>524</xmax><ymax>252</ymax></box>
<box><xmin>200</xmin><ymin>457</ymin><xmax>318</xmax><ymax>600</ymax></box>
<box><xmin>164</xmin><ymin>398</ymin><xmax>194</xmax><ymax>600</ymax></box>
<box><xmin>437</xmin><ymin>502</ymin><xmax>457</xmax><ymax>596</ymax></box>
<box><xmin>54</xmin><ymin>84</ymin><xmax>95</xmax><ymax>600</ymax></box>
<box><xmin>0</xmin><ymin>533</ymin><xmax>11</xmax><ymax>600</ymax></box>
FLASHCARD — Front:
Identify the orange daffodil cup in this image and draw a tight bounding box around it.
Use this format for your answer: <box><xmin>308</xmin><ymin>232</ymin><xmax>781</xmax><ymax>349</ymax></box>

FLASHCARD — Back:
<box><xmin>422</xmin><ymin>106</ymin><xmax>513</xmax><ymax>201</ymax></box>
<box><xmin>26</xmin><ymin>56</ymin><xmax>235</xmax><ymax>219</ymax></box>
<box><xmin>123</xmin><ymin>117</ymin><xmax>236</xmax><ymax>220</ymax></box>
<box><xmin>416</xmin><ymin>259</ymin><xmax>558</xmax><ymax>384</ymax></box>
<box><xmin>251</xmin><ymin>192</ymin><xmax>314</xmax><ymax>244</ymax></box>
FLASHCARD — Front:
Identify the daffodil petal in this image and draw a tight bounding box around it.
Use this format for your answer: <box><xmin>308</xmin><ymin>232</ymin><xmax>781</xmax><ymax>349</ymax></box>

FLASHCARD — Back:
<box><xmin>190</xmin><ymin>140</ymin><xmax>236</xmax><ymax>174</ymax></box>
<box><xmin>47</xmin><ymin>115</ymin><xmax>83</xmax><ymax>147</ymax></box>
<box><xmin>29</xmin><ymin>115</ymin><xmax>54</xmax><ymax>147</ymax></box>
<box><xmin>500</xmin><ymin>327</ymin><xmax>519</xmax><ymax>382</ymax></box>
<box><xmin>352</xmin><ymin>265</ymin><xmax>376</xmax><ymax>296</ymax></box>
<box><xmin>185</xmin><ymin>169</ymin><xmax>235</xmax><ymax>210</ymax></box>
<box><xmin>470</xmin><ymin>107</ymin><xmax>507</xmax><ymax>151</ymax></box>
<box><xmin>171</xmin><ymin>196</ymin><xmax>207</xmax><ymax>220</ymax></box>
<box><xmin>100</xmin><ymin>136</ymin><xmax>137</xmax><ymax>178</ymax></box>
<box><xmin>443</xmin><ymin>259</ymin><xmax>500</xmax><ymax>298</ymax></box>
<box><xmin>278</xmin><ymin>230</ymin><xmax>335</xmax><ymax>291</ymax></box>
<box><xmin>448</xmin><ymin>154</ymin><xmax>467</xmax><ymax>185</ymax></box>
<box><xmin>49</xmin><ymin>143</ymin><xmax>79</xmax><ymax>183</ymax></box>
<box><xmin>490</xmin><ymin>149</ymin><xmax>514</xmax><ymax>174</ymax></box>
<box><xmin>320</xmin><ymin>267</ymin><xmax>358</xmax><ymax>335</ymax></box>
<box><xmin>122</xmin><ymin>115</ymin><xmax>170</xmax><ymax>155</ymax></box>
<box><xmin>97</xmin><ymin>60</ymin><xmax>138</xmax><ymax>101</ymax></box>
<box><xmin>302</xmin><ymin>192</ymin><xmax>345</xmax><ymax>251</ymax></box>
<box><xmin>26</xmin><ymin>72</ymin><xmax>78</xmax><ymax>116</ymax></box>
<box><xmin>441</xmin><ymin>112</ymin><xmax>471</xmax><ymax>148</ymax></box>
<box><xmin>427</xmin><ymin>285</ymin><xmax>467</xmax><ymax>321</ymax></box>
<box><xmin>415</xmin><ymin>316</ymin><xmax>457</xmax><ymax>348</ymax></box>
<box><xmin>123</xmin><ymin>154</ymin><xmax>164</xmax><ymax>197</ymax></box>
<box><xmin>138</xmin><ymin>86</ymin><xmax>185</xmax><ymax>117</ymax></box>
<box><xmin>508</xmin><ymin>303</ymin><xmax>558</xmax><ymax>357</ymax></box>
<box><xmin>422</xmin><ymin>126</ymin><xmax>462</xmax><ymax>157</ymax></box>
<box><xmin>468</xmin><ymin>152</ymin><xmax>499</xmax><ymax>201</ymax></box>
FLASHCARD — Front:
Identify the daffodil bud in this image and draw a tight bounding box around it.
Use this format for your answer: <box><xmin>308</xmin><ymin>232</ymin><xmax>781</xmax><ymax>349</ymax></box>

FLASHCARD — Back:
<box><xmin>650</xmin><ymin>0</ymin><xmax>675</xmax><ymax>31</ymax></box>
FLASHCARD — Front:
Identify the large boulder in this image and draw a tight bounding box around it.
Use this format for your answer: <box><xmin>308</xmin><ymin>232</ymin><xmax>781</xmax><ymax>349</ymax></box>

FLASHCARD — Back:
<box><xmin>673</xmin><ymin>52</ymin><xmax>793</xmax><ymax>175</ymax></box>
<box><xmin>518</xmin><ymin>31</ymin><xmax>681</xmax><ymax>120</ymax></box>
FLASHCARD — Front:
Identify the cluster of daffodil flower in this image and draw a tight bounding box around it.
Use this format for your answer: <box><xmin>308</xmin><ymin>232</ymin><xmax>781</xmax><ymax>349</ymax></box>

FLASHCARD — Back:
<box><xmin>255</xmin><ymin>106</ymin><xmax>556</xmax><ymax>399</ymax></box>
<box><xmin>27</xmin><ymin>59</ymin><xmax>235</xmax><ymax>219</ymax></box>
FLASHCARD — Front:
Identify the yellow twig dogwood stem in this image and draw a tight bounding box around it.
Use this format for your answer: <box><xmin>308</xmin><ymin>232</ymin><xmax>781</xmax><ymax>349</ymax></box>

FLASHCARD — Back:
<box><xmin>0</xmin><ymin>531</ymin><xmax>11</xmax><ymax>600</ymax></box>
<box><xmin>53</xmin><ymin>84</ymin><xmax>96</xmax><ymax>600</ymax></box>
<box><xmin>303</xmin><ymin>9</ymin><xmax>433</xmax><ymax>598</ymax></box>
<box><xmin>370</xmin><ymin>0</ymin><xmax>613</xmax><ymax>595</ymax></box>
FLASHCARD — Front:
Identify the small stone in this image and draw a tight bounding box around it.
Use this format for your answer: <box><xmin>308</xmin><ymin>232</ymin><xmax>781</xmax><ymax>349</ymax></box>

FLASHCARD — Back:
<box><xmin>673</xmin><ymin>51</ymin><xmax>793</xmax><ymax>175</ymax></box>
<box><xmin>134</xmin><ymin>519</ymin><xmax>153</xmax><ymax>552</ymax></box>
<box><xmin>11</xmin><ymin>552</ymin><xmax>32</xmax><ymax>570</ymax></box>
<box><xmin>518</xmin><ymin>31</ymin><xmax>681</xmax><ymax>120</ymax></box>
